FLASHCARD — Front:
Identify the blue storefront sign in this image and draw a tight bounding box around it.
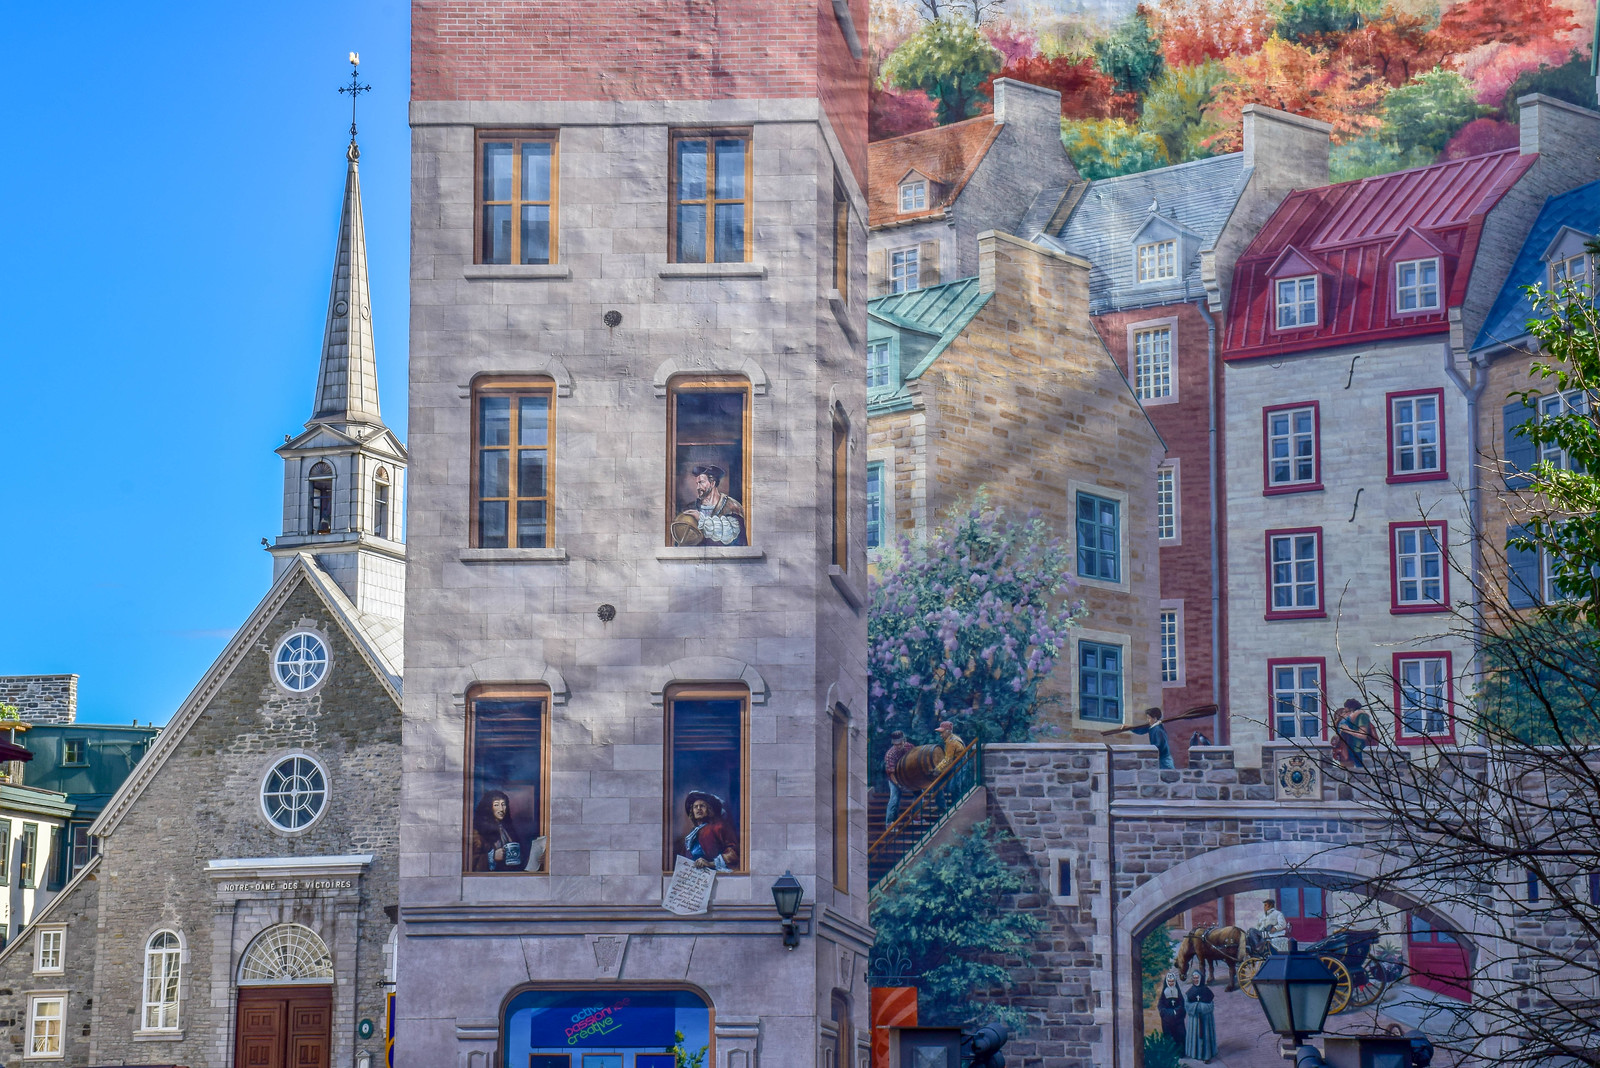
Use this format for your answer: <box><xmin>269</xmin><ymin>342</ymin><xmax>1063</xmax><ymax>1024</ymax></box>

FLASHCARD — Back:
<box><xmin>503</xmin><ymin>988</ymin><xmax>711</xmax><ymax>1066</ymax></box>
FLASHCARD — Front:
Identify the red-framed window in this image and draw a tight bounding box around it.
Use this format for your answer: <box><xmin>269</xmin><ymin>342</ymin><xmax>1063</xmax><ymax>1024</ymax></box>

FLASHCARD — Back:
<box><xmin>1263</xmin><ymin>402</ymin><xmax>1322</xmax><ymax>495</ymax></box>
<box><xmin>1390</xmin><ymin>521</ymin><xmax>1449</xmax><ymax>614</ymax></box>
<box><xmin>1387</xmin><ymin>389</ymin><xmax>1447</xmax><ymax>483</ymax></box>
<box><xmin>1267</xmin><ymin>658</ymin><xmax>1326</xmax><ymax>740</ymax></box>
<box><xmin>1393</xmin><ymin>651</ymin><xmax>1455</xmax><ymax>744</ymax></box>
<box><xmin>1265</xmin><ymin>527</ymin><xmax>1325</xmax><ymax>620</ymax></box>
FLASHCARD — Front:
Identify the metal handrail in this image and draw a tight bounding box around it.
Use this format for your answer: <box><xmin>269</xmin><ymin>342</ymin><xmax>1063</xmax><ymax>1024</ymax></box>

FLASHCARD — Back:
<box><xmin>868</xmin><ymin>739</ymin><xmax>984</xmax><ymax>886</ymax></box>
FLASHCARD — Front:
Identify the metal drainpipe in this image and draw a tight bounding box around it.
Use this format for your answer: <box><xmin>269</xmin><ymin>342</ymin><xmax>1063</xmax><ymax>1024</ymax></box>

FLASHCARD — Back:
<box><xmin>1196</xmin><ymin>301</ymin><xmax>1225</xmax><ymax>734</ymax></box>
<box><xmin>1442</xmin><ymin>341</ymin><xmax>1485</xmax><ymax>741</ymax></box>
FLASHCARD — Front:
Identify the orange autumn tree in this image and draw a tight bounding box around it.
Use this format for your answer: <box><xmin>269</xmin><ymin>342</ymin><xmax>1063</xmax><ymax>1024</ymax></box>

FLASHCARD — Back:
<box><xmin>1331</xmin><ymin>8</ymin><xmax>1455</xmax><ymax>88</ymax></box>
<box><xmin>1433</xmin><ymin>0</ymin><xmax>1578</xmax><ymax>50</ymax></box>
<box><xmin>978</xmin><ymin>54</ymin><xmax>1139</xmax><ymax>119</ymax></box>
<box><xmin>1152</xmin><ymin>0</ymin><xmax>1277</xmax><ymax>65</ymax></box>
<box><xmin>1204</xmin><ymin>36</ymin><xmax>1386</xmax><ymax>150</ymax></box>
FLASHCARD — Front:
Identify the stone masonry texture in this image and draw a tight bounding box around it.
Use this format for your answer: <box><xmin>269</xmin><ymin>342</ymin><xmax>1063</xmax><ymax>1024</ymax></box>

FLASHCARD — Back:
<box><xmin>0</xmin><ymin>678</ymin><xmax>76</xmax><ymax>726</ymax></box>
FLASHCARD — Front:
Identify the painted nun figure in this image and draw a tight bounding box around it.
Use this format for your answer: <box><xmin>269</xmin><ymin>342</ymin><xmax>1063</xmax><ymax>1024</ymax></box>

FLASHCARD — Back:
<box><xmin>1157</xmin><ymin>969</ymin><xmax>1187</xmax><ymax>1050</ymax></box>
<box><xmin>1184</xmin><ymin>970</ymin><xmax>1218</xmax><ymax>1062</ymax></box>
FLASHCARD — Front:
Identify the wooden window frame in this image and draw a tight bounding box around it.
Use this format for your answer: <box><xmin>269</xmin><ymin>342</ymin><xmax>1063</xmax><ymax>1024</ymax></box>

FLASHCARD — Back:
<box><xmin>832</xmin><ymin>407</ymin><xmax>850</xmax><ymax>572</ymax></box>
<box><xmin>664</xmin><ymin>376</ymin><xmax>754</xmax><ymax>547</ymax></box>
<box><xmin>1265</xmin><ymin>527</ymin><xmax>1326</xmax><ymax>620</ymax></box>
<box><xmin>1393</xmin><ymin>651</ymin><xmax>1455</xmax><ymax>744</ymax></box>
<box><xmin>470</xmin><ymin>378</ymin><xmax>556</xmax><ymax>550</ymax></box>
<box><xmin>1387</xmin><ymin>388</ymin><xmax>1447</xmax><ymax>483</ymax></box>
<box><xmin>662</xmin><ymin>685</ymin><xmax>751</xmax><ymax>875</ymax></box>
<box><xmin>831</xmin><ymin>705</ymin><xmax>850</xmax><ymax>894</ymax></box>
<box><xmin>1262</xmin><ymin>401</ymin><xmax>1323</xmax><ymax>495</ymax></box>
<box><xmin>1077</xmin><ymin>637</ymin><xmax>1125</xmax><ymax>724</ymax></box>
<box><xmin>0</xmin><ymin>818</ymin><xmax>12</xmax><ymax>886</ymax></box>
<box><xmin>1136</xmin><ymin>239</ymin><xmax>1178</xmax><ymax>283</ymax></box>
<box><xmin>1156</xmin><ymin>461</ymin><xmax>1180</xmax><ymax>543</ymax></box>
<box><xmin>833</xmin><ymin>180</ymin><xmax>850</xmax><ymax>297</ymax></box>
<box><xmin>463</xmin><ymin>685</ymin><xmax>553</xmax><ymax>875</ymax></box>
<box><xmin>1390</xmin><ymin>521</ymin><xmax>1450</xmax><ymax>614</ymax></box>
<box><xmin>1075</xmin><ymin>490</ymin><xmax>1121</xmax><ymax>583</ymax></box>
<box><xmin>1267</xmin><ymin>657</ymin><xmax>1328</xmax><ymax>740</ymax></box>
<box><xmin>1159</xmin><ymin>603</ymin><xmax>1184</xmax><ymax>687</ymax></box>
<box><xmin>1550</xmin><ymin>252</ymin><xmax>1589</xmax><ymax>289</ymax></box>
<box><xmin>1132</xmin><ymin>325</ymin><xmax>1175</xmax><ymax>401</ymax></box>
<box><xmin>667</xmin><ymin>128</ymin><xmax>753</xmax><ymax>264</ymax></box>
<box><xmin>20</xmin><ymin>823</ymin><xmax>37</xmax><ymax>889</ymax></box>
<box><xmin>474</xmin><ymin>130</ymin><xmax>560</xmax><ymax>266</ymax></box>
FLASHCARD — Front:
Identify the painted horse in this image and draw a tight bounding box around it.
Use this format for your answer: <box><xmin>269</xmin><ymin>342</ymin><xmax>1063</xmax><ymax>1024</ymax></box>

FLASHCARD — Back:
<box><xmin>1174</xmin><ymin>925</ymin><xmax>1250</xmax><ymax>990</ymax></box>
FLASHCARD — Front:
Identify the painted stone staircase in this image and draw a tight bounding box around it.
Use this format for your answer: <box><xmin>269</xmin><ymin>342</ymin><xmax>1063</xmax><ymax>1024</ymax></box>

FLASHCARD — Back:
<box><xmin>867</xmin><ymin>740</ymin><xmax>985</xmax><ymax>893</ymax></box>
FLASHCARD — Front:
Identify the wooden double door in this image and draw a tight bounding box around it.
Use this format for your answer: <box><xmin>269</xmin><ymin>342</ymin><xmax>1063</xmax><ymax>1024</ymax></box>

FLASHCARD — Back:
<box><xmin>235</xmin><ymin>985</ymin><xmax>332</xmax><ymax>1068</ymax></box>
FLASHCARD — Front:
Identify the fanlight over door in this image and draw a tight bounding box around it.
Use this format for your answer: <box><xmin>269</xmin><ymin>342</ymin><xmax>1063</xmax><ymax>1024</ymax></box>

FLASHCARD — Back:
<box><xmin>238</xmin><ymin>923</ymin><xmax>334</xmax><ymax>985</ymax></box>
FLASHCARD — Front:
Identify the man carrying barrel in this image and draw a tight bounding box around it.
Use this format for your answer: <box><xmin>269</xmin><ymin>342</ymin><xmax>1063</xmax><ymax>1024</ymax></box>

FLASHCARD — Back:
<box><xmin>882</xmin><ymin>730</ymin><xmax>914</xmax><ymax>823</ymax></box>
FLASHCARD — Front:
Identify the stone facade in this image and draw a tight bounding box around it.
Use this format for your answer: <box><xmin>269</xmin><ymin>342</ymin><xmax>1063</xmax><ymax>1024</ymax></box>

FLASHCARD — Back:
<box><xmin>866</xmin><ymin>231</ymin><xmax>1166</xmax><ymax>736</ymax></box>
<box><xmin>399</xmin><ymin>2</ymin><xmax>871</xmax><ymax>1066</ymax></box>
<box><xmin>0</xmin><ymin>678</ymin><xmax>75</xmax><ymax>726</ymax></box>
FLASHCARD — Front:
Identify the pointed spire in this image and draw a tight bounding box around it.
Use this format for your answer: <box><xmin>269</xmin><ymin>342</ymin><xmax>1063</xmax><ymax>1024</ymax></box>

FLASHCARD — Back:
<box><xmin>311</xmin><ymin>139</ymin><xmax>383</xmax><ymax>426</ymax></box>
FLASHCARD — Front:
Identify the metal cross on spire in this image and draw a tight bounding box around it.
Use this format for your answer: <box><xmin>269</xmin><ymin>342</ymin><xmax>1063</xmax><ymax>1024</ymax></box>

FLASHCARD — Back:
<box><xmin>339</xmin><ymin>52</ymin><xmax>371</xmax><ymax>156</ymax></box>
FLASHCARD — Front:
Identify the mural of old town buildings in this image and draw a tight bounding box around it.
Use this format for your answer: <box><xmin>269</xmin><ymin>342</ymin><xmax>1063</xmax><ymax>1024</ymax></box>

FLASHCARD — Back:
<box><xmin>0</xmin><ymin>1</ymin><xmax>1598</xmax><ymax>1067</ymax></box>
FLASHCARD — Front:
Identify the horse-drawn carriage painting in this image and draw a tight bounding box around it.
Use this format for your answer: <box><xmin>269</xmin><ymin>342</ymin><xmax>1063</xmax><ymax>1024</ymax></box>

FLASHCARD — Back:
<box><xmin>1175</xmin><ymin>923</ymin><xmax>1405</xmax><ymax>1013</ymax></box>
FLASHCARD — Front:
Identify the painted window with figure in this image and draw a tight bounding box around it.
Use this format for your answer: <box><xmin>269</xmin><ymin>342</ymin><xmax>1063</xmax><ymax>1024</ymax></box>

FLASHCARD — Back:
<box><xmin>664</xmin><ymin>687</ymin><xmax>747</xmax><ymax>874</ymax></box>
<box><xmin>667</xmin><ymin>378</ymin><xmax>751</xmax><ymax>548</ymax></box>
<box><xmin>464</xmin><ymin>686</ymin><xmax>549</xmax><ymax>874</ymax></box>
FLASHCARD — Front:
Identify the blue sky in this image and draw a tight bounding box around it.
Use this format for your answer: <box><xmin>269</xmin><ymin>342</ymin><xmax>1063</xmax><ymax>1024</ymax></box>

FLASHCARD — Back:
<box><xmin>0</xmin><ymin>2</ymin><xmax>411</xmax><ymax>724</ymax></box>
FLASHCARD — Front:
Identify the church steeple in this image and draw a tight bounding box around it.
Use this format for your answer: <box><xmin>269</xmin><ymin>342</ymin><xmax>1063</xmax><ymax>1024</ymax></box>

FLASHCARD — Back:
<box><xmin>269</xmin><ymin>58</ymin><xmax>406</xmax><ymax>622</ymax></box>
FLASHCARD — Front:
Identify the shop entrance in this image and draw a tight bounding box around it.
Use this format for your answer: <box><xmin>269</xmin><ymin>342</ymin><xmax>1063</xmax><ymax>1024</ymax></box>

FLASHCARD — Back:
<box><xmin>234</xmin><ymin>985</ymin><xmax>332</xmax><ymax>1068</ymax></box>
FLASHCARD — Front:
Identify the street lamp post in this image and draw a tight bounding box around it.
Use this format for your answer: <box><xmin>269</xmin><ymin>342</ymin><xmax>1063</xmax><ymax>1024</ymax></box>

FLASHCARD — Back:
<box><xmin>1251</xmin><ymin>939</ymin><xmax>1339</xmax><ymax>1056</ymax></box>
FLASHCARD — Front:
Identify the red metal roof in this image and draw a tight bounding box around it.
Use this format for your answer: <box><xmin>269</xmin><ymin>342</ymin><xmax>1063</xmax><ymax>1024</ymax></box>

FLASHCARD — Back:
<box><xmin>1224</xmin><ymin>149</ymin><xmax>1536</xmax><ymax>360</ymax></box>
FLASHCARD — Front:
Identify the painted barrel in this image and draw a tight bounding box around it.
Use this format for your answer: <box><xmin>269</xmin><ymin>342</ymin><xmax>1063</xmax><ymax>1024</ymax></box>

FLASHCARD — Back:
<box><xmin>892</xmin><ymin>744</ymin><xmax>945</xmax><ymax>791</ymax></box>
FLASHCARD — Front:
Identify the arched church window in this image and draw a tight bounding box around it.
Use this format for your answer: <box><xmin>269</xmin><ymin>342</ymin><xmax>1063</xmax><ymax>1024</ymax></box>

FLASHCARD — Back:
<box><xmin>308</xmin><ymin>461</ymin><xmax>334</xmax><ymax>534</ymax></box>
<box><xmin>260</xmin><ymin>754</ymin><xmax>329</xmax><ymax>831</ymax></box>
<box><xmin>141</xmin><ymin>930</ymin><xmax>182</xmax><ymax>1030</ymax></box>
<box><xmin>272</xmin><ymin>632</ymin><xmax>330</xmax><ymax>694</ymax></box>
<box><xmin>373</xmin><ymin>467</ymin><xmax>391</xmax><ymax>539</ymax></box>
<box><xmin>238</xmin><ymin>924</ymin><xmax>334</xmax><ymax>984</ymax></box>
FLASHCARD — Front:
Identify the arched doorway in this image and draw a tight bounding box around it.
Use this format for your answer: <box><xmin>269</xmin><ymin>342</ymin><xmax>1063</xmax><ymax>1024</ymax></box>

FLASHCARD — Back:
<box><xmin>1115</xmin><ymin>843</ymin><xmax>1481</xmax><ymax>1068</ymax></box>
<box><xmin>234</xmin><ymin>923</ymin><xmax>335</xmax><ymax>1068</ymax></box>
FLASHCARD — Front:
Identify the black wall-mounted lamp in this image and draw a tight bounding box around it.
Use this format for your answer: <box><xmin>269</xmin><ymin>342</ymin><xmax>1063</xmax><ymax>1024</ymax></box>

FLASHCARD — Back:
<box><xmin>771</xmin><ymin>870</ymin><xmax>803</xmax><ymax>950</ymax></box>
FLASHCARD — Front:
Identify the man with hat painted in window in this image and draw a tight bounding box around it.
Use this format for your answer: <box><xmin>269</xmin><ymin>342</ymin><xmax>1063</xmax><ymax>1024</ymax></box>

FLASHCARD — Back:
<box><xmin>670</xmin><ymin>464</ymin><xmax>747</xmax><ymax>547</ymax></box>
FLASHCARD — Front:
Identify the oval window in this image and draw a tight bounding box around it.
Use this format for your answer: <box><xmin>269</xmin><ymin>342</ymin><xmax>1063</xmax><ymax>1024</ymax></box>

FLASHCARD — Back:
<box><xmin>261</xmin><ymin>755</ymin><xmax>328</xmax><ymax>831</ymax></box>
<box><xmin>273</xmin><ymin>632</ymin><xmax>330</xmax><ymax>693</ymax></box>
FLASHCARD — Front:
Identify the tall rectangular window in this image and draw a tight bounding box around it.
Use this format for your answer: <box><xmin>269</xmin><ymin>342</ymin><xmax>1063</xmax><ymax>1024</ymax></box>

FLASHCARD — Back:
<box><xmin>665</xmin><ymin>687</ymin><xmax>748</xmax><ymax>873</ymax></box>
<box><xmin>1264</xmin><ymin>403</ymin><xmax>1321</xmax><ymax>492</ymax></box>
<box><xmin>833</xmin><ymin>181</ymin><xmax>850</xmax><ymax>296</ymax></box>
<box><xmin>1275</xmin><ymin>275</ymin><xmax>1318</xmax><ymax>328</ymax></box>
<box><xmin>34</xmin><ymin>929</ymin><xmax>62</xmax><ymax>974</ymax></box>
<box><xmin>1266</xmin><ymin>528</ymin><xmax>1323</xmax><ymax>619</ymax></box>
<box><xmin>1137</xmin><ymin>239</ymin><xmax>1177</xmax><ymax>282</ymax></box>
<box><xmin>1395</xmin><ymin>653</ymin><xmax>1452</xmax><ymax>742</ymax></box>
<box><xmin>867</xmin><ymin>339</ymin><xmax>894</xmax><ymax>391</ymax></box>
<box><xmin>866</xmin><ymin>462</ymin><xmax>884</xmax><ymax>549</ymax></box>
<box><xmin>1159</xmin><ymin>610</ymin><xmax>1180</xmax><ymax>684</ymax></box>
<box><xmin>373</xmin><ymin>468</ymin><xmax>392</xmax><ymax>539</ymax></box>
<box><xmin>27</xmin><ymin>996</ymin><xmax>61</xmax><ymax>1058</ymax></box>
<box><xmin>1389</xmin><ymin>390</ymin><xmax>1444</xmax><ymax>480</ymax></box>
<box><xmin>1156</xmin><ymin>465</ymin><xmax>1178</xmax><ymax>542</ymax></box>
<box><xmin>1076</xmin><ymin>491</ymin><xmax>1121</xmax><ymax>582</ymax></box>
<box><xmin>667</xmin><ymin>378</ymin><xmax>751</xmax><ymax>547</ymax></box>
<box><xmin>1133</xmin><ymin>327</ymin><xmax>1173</xmax><ymax>400</ymax></box>
<box><xmin>0</xmin><ymin>819</ymin><xmax>12</xmax><ymax>885</ymax></box>
<box><xmin>889</xmin><ymin>248</ymin><xmax>919</xmax><ymax>294</ymax></box>
<box><xmin>670</xmin><ymin>131</ymin><xmax>752</xmax><ymax>263</ymax></box>
<box><xmin>20</xmin><ymin>823</ymin><xmax>37</xmax><ymax>889</ymax></box>
<box><xmin>1395</xmin><ymin>258</ymin><xmax>1440</xmax><ymax>311</ymax></box>
<box><xmin>1079</xmin><ymin>641</ymin><xmax>1123</xmax><ymax>723</ymax></box>
<box><xmin>477</xmin><ymin>132</ymin><xmax>558</xmax><ymax>265</ymax></box>
<box><xmin>1269</xmin><ymin>660</ymin><xmax>1324</xmax><ymax>739</ymax></box>
<box><xmin>832</xmin><ymin>412</ymin><xmax>849</xmax><ymax>572</ymax></box>
<box><xmin>832</xmin><ymin>707</ymin><xmax>849</xmax><ymax>893</ymax></box>
<box><xmin>473</xmin><ymin>380</ymin><xmax>553</xmax><ymax>549</ymax></box>
<box><xmin>1392</xmin><ymin>522</ymin><xmax>1448</xmax><ymax>612</ymax></box>
<box><xmin>464</xmin><ymin>686</ymin><xmax>549</xmax><ymax>874</ymax></box>
<box><xmin>1539</xmin><ymin>390</ymin><xmax>1591</xmax><ymax>471</ymax></box>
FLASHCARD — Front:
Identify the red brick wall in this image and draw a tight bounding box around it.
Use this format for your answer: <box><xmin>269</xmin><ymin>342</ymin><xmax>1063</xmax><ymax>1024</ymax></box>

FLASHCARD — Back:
<box><xmin>414</xmin><ymin>0</ymin><xmax>868</xmax><ymax>182</ymax></box>
<box><xmin>1093</xmin><ymin>303</ymin><xmax>1227</xmax><ymax>758</ymax></box>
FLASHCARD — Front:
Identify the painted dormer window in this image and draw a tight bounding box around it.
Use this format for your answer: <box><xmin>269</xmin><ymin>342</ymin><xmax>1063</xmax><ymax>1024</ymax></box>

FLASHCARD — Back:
<box><xmin>899</xmin><ymin>180</ymin><xmax>927</xmax><ymax>212</ymax></box>
<box><xmin>308</xmin><ymin>462</ymin><xmax>334</xmax><ymax>535</ymax></box>
<box><xmin>1136</xmin><ymin>239</ymin><xmax>1177</xmax><ymax>283</ymax></box>
<box><xmin>1551</xmin><ymin>251</ymin><xmax>1589</xmax><ymax>289</ymax></box>
<box><xmin>1395</xmin><ymin>258</ymin><xmax>1440</xmax><ymax>312</ymax></box>
<box><xmin>867</xmin><ymin>338</ymin><xmax>897</xmax><ymax>392</ymax></box>
<box><xmin>1275</xmin><ymin>276</ymin><xmax>1318</xmax><ymax>329</ymax></box>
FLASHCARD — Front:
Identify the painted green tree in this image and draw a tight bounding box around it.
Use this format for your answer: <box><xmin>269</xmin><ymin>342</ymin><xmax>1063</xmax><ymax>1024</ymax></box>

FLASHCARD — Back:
<box><xmin>1061</xmin><ymin>118</ymin><xmax>1169</xmax><ymax>179</ymax></box>
<box><xmin>883</xmin><ymin>19</ymin><xmax>1004</xmax><ymax>124</ymax></box>
<box><xmin>1381</xmin><ymin>68</ymin><xmax>1483</xmax><ymax>155</ymax></box>
<box><xmin>1138</xmin><ymin>60</ymin><xmax>1226</xmax><ymax>163</ymax></box>
<box><xmin>869</xmin><ymin>823</ymin><xmax>1042</xmax><ymax>1029</ymax></box>
<box><xmin>1093</xmin><ymin>6</ymin><xmax>1166</xmax><ymax>97</ymax></box>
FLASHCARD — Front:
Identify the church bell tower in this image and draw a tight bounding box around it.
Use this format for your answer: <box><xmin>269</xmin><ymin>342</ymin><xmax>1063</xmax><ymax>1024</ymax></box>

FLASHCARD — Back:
<box><xmin>270</xmin><ymin>87</ymin><xmax>407</xmax><ymax>622</ymax></box>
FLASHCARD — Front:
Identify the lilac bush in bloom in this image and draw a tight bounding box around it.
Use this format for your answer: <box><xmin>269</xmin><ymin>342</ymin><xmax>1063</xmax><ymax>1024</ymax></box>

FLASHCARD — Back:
<box><xmin>868</xmin><ymin>495</ymin><xmax>1084</xmax><ymax>777</ymax></box>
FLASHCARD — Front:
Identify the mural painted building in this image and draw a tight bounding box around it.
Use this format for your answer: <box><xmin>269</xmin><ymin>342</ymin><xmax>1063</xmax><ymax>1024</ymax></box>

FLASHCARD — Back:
<box><xmin>1045</xmin><ymin>105</ymin><xmax>1333</xmax><ymax>761</ymax></box>
<box><xmin>0</xmin><ymin>128</ymin><xmax>405</xmax><ymax>1068</ymax></box>
<box><xmin>1220</xmin><ymin>96</ymin><xmax>1600</xmax><ymax>766</ymax></box>
<box><xmin>398</xmin><ymin>1</ymin><xmax>872</xmax><ymax>1065</ymax></box>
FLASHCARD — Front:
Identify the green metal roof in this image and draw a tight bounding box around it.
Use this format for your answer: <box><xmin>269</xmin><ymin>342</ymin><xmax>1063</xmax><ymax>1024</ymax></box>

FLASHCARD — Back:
<box><xmin>867</xmin><ymin>277</ymin><xmax>992</xmax><ymax>381</ymax></box>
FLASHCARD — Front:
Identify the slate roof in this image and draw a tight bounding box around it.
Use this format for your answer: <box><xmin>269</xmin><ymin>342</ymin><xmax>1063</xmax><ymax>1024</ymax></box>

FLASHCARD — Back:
<box><xmin>867</xmin><ymin>117</ymin><xmax>1002</xmax><ymax>229</ymax></box>
<box><xmin>1472</xmin><ymin>178</ymin><xmax>1600</xmax><ymax>353</ymax></box>
<box><xmin>1045</xmin><ymin>152</ymin><xmax>1247</xmax><ymax>312</ymax></box>
<box><xmin>1225</xmin><ymin>149</ymin><xmax>1535</xmax><ymax>360</ymax></box>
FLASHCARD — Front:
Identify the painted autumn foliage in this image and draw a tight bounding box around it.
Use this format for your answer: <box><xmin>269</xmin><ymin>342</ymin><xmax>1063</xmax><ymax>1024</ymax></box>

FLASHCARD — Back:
<box><xmin>869</xmin><ymin>0</ymin><xmax>1595</xmax><ymax>182</ymax></box>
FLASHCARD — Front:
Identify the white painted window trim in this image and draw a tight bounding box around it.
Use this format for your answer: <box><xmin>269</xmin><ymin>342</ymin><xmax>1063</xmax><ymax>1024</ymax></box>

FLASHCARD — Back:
<box><xmin>258</xmin><ymin>751</ymin><xmax>332</xmax><ymax>836</ymax></box>
<box><xmin>1396</xmin><ymin>655</ymin><xmax>1450</xmax><ymax>741</ymax></box>
<box><xmin>1156</xmin><ymin>459</ymin><xmax>1181</xmax><ymax>544</ymax></box>
<box><xmin>1268</xmin><ymin>530</ymin><xmax>1322</xmax><ymax>614</ymax></box>
<box><xmin>1070</xmin><ymin>626</ymin><xmax>1130</xmax><ymax>729</ymax></box>
<box><xmin>898</xmin><ymin>180</ymin><xmax>927</xmax><ymax>213</ymax></box>
<box><xmin>1135</xmin><ymin>238</ymin><xmax>1178</xmax><ymax>283</ymax></box>
<box><xmin>270</xmin><ymin>627</ymin><xmax>333</xmax><ymax>697</ymax></box>
<box><xmin>1159</xmin><ymin>600</ymin><xmax>1185</xmax><ymax>689</ymax></box>
<box><xmin>25</xmin><ymin>994</ymin><xmax>65</xmax><ymax>1060</ymax></box>
<box><xmin>1549</xmin><ymin>251</ymin><xmax>1590</xmax><ymax>288</ymax></box>
<box><xmin>1394</xmin><ymin>257</ymin><xmax>1440</xmax><ymax>312</ymax></box>
<box><xmin>139</xmin><ymin>929</ymin><xmax>184</xmax><ymax>1033</ymax></box>
<box><xmin>889</xmin><ymin>247</ymin><xmax>919</xmax><ymax>294</ymax></box>
<box><xmin>1126</xmin><ymin>316</ymin><xmax>1179</xmax><ymax>405</ymax></box>
<box><xmin>32</xmin><ymin>926</ymin><xmax>64</xmax><ymax>976</ymax></box>
<box><xmin>1275</xmin><ymin>274</ymin><xmax>1319</xmax><ymax>328</ymax></box>
<box><xmin>866</xmin><ymin>448</ymin><xmax>894</xmax><ymax>551</ymax></box>
<box><xmin>1393</xmin><ymin>524</ymin><xmax>1446</xmax><ymax>608</ymax></box>
<box><xmin>866</xmin><ymin>336</ymin><xmax>898</xmax><ymax>393</ymax></box>
<box><xmin>1069</xmin><ymin>480</ymin><xmax>1131</xmax><ymax>594</ymax></box>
